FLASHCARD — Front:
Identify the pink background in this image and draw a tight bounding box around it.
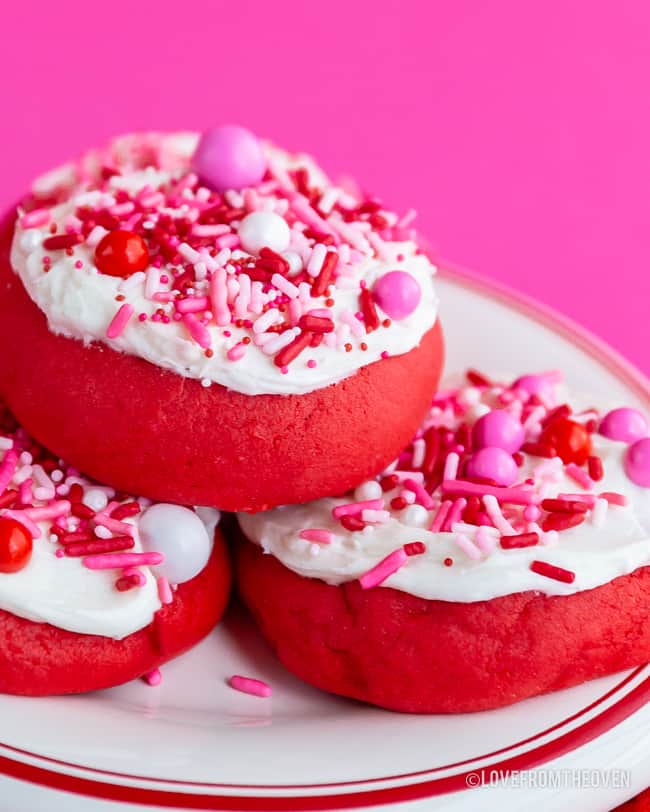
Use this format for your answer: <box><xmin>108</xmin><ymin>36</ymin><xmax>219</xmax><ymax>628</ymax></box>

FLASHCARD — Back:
<box><xmin>2</xmin><ymin>1</ymin><xmax>648</xmax><ymax>375</ymax></box>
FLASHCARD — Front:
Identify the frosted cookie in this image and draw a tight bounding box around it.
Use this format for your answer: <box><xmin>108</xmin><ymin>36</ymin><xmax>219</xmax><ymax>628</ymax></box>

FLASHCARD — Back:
<box><xmin>0</xmin><ymin>404</ymin><xmax>230</xmax><ymax>696</ymax></box>
<box><xmin>0</xmin><ymin>127</ymin><xmax>443</xmax><ymax>511</ymax></box>
<box><xmin>236</xmin><ymin>369</ymin><xmax>650</xmax><ymax>712</ymax></box>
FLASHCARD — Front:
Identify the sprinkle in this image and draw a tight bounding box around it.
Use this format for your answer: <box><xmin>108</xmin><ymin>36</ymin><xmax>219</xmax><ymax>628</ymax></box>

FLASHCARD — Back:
<box><xmin>299</xmin><ymin>529</ymin><xmax>334</xmax><ymax>544</ymax></box>
<box><xmin>361</xmin><ymin>509</ymin><xmax>391</xmax><ymax>523</ymax></box>
<box><xmin>359</xmin><ymin>548</ymin><xmax>408</xmax><ymax>589</ymax></box>
<box><xmin>227</xmin><ymin>342</ymin><xmax>246</xmax><ymax>362</ymax></box>
<box><xmin>340</xmin><ymin>515</ymin><xmax>365</xmax><ymax>531</ymax></box>
<box><xmin>143</xmin><ymin>668</ymin><xmax>162</xmax><ymax>687</ymax></box>
<box><xmin>229</xmin><ymin>675</ymin><xmax>272</xmax><ymax>698</ymax></box>
<box><xmin>262</xmin><ymin>329</ymin><xmax>299</xmax><ymax>356</ymax></box>
<box><xmin>475</xmin><ymin>526</ymin><xmax>497</xmax><ymax>553</ymax></box>
<box><xmin>273</xmin><ymin>331</ymin><xmax>312</xmax><ymax>368</ymax></box>
<box><xmin>429</xmin><ymin>500</ymin><xmax>452</xmax><ymax>532</ymax></box>
<box><xmin>402</xmin><ymin>478</ymin><xmax>435</xmax><ymax>510</ymax></box>
<box><xmin>333</xmin><ymin>498</ymin><xmax>384</xmax><ymax>519</ymax></box>
<box><xmin>442</xmin><ymin>452</ymin><xmax>460</xmax><ymax>482</ymax></box>
<box><xmin>157</xmin><ymin>576</ymin><xmax>173</xmax><ymax>604</ymax></box>
<box><xmin>298</xmin><ymin>314</ymin><xmax>335</xmax><ymax>333</ymax></box>
<box><xmin>42</xmin><ymin>233</ymin><xmax>82</xmax><ymax>250</ymax></box>
<box><xmin>442</xmin><ymin>480</ymin><xmax>539</xmax><ymax>506</ymax></box>
<box><xmin>83</xmin><ymin>552</ymin><xmax>163</xmax><ymax>570</ymax></box>
<box><xmin>106</xmin><ymin>304</ymin><xmax>134</xmax><ymax>339</ymax></box>
<box><xmin>20</xmin><ymin>208</ymin><xmax>51</xmax><ymax>228</ymax></box>
<box><xmin>565</xmin><ymin>463</ymin><xmax>594</xmax><ymax>490</ymax></box>
<box><xmin>587</xmin><ymin>456</ymin><xmax>604</xmax><ymax>482</ymax></box>
<box><xmin>598</xmin><ymin>491</ymin><xmax>628</xmax><ymax>507</ymax></box>
<box><xmin>403</xmin><ymin>541</ymin><xmax>426</xmax><ymax>556</ymax></box>
<box><xmin>483</xmin><ymin>494</ymin><xmax>516</xmax><ymax>535</ymax></box>
<box><xmin>454</xmin><ymin>533</ymin><xmax>482</xmax><ymax>560</ymax></box>
<box><xmin>359</xmin><ymin>288</ymin><xmax>380</xmax><ymax>332</ymax></box>
<box><xmin>25</xmin><ymin>501</ymin><xmax>71</xmax><ymax>521</ymax></box>
<box><xmin>540</xmin><ymin>512</ymin><xmax>586</xmax><ymax>532</ymax></box>
<box><xmin>311</xmin><ymin>250</ymin><xmax>339</xmax><ymax>298</ymax></box>
<box><xmin>443</xmin><ymin>498</ymin><xmax>467</xmax><ymax>532</ymax></box>
<box><xmin>530</xmin><ymin>560</ymin><xmax>576</xmax><ymax>584</ymax></box>
<box><xmin>557</xmin><ymin>492</ymin><xmax>597</xmax><ymax>506</ymax></box>
<box><xmin>177</xmin><ymin>242</ymin><xmax>201</xmax><ymax>263</ymax></box>
<box><xmin>271</xmin><ymin>273</ymin><xmax>300</xmax><ymax>299</ymax></box>
<box><xmin>306</xmin><ymin>243</ymin><xmax>327</xmax><ymax>277</ymax></box>
<box><xmin>182</xmin><ymin>313</ymin><xmax>211</xmax><ymax>348</ymax></box>
<box><xmin>176</xmin><ymin>296</ymin><xmax>210</xmax><ymax>314</ymax></box>
<box><xmin>521</xmin><ymin>441</ymin><xmax>557</xmax><ymax>458</ymax></box>
<box><xmin>541</xmin><ymin>498</ymin><xmax>590</xmax><ymax>514</ymax></box>
<box><xmin>94</xmin><ymin>515</ymin><xmax>135</xmax><ymax>536</ymax></box>
<box><xmin>0</xmin><ymin>449</ymin><xmax>18</xmax><ymax>495</ymax></box>
<box><xmin>499</xmin><ymin>532</ymin><xmax>539</xmax><ymax>549</ymax></box>
<box><xmin>64</xmin><ymin>536</ymin><xmax>135</xmax><ymax>557</ymax></box>
<box><xmin>210</xmin><ymin>267</ymin><xmax>231</xmax><ymax>326</ymax></box>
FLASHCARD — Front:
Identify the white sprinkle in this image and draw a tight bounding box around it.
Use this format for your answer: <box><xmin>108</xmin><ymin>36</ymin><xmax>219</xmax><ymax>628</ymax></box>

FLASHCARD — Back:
<box><xmin>253</xmin><ymin>309</ymin><xmax>282</xmax><ymax>334</ymax></box>
<box><xmin>178</xmin><ymin>243</ymin><xmax>201</xmax><ymax>264</ymax></box>
<box><xmin>306</xmin><ymin>243</ymin><xmax>327</xmax><ymax>277</ymax></box>
<box><xmin>94</xmin><ymin>525</ymin><xmax>112</xmax><ymax>539</ymax></box>
<box><xmin>411</xmin><ymin>438</ymin><xmax>426</xmax><ymax>469</ymax></box>
<box><xmin>0</xmin><ymin>438</ymin><xmax>13</xmax><ymax>451</ymax></box>
<box><xmin>454</xmin><ymin>533</ymin><xmax>482</xmax><ymax>560</ymax></box>
<box><xmin>119</xmin><ymin>271</ymin><xmax>146</xmax><ymax>292</ymax></box>
<box><xmin>262</xmin><ymin>328</ymin><xmax>300</xmax><ymax>355</ymax></box>
<box><xmin>318</xmin><ymin>187</ymin><xmax>339</xmax><ymax>214</ymax></box>
<box><xmin>86</xmin><ymin>225</ymin><xmax>108</xmax><ymax>247</ymax></box>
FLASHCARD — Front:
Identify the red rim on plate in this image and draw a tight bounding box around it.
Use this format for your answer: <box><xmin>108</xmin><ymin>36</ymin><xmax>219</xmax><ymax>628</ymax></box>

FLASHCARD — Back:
<box><xmin>1</xmin><ymin>264</ymin><xmax>649</xmax><ymax>810</ymax></box>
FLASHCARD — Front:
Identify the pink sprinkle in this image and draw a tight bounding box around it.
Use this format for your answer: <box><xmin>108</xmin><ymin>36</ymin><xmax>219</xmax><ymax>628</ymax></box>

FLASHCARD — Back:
<box><xmin>359</xmin><ymin>548</ymin><xmax>408</xmax><ymax>589</ymax></box>
<box><xmin>442</xmin><ymin>452</ymin><xmax>460</xmax><ymax>481</ymax></box>
<box><xmin>272</xmin><ymin>273</ymin><xmax>300</xmax><ymax>299</ymax></box>
<box><xmin>429</xmin><ymin>500</ymin><xmax>452</xmax><ymax>532</ymax></box>
<box><xmin>299</xmin><ymin>529</ymin><xmax>334</xmax><ymax>544</ymax></box>
<box><xmin>152</xmin><ymin>291</ymin><xmax>175</xmax><ymax>303</ymax></box>
<box><xmin>402</xmin><ymin>478</ymin><xmax>435</xmax><ymax>510</ymax></box>
<box><xmin>557</xmin><ymin>492</ymin><xmax>598</xmax><ymax>506</ymax></box>
<box><xmin>307</xmin><ymin>359</ymin><xmax>317</xmax><ymax>368</ymax></box>
<box><xmin>443</xmin><ymin>497</ymin><xmax>468</xmax><ymax>532</ymax></box>
<box><xmin>598</xmin><ymin>491</ymin><xmax>628</xmax><ymax>506</ymax></box>
<box><xmin>229</xmin><ymin>675</ymin><xmax>272</xmax><ymax>698</ymax></box>
<box><xmin>227</xmin><ymin>342</ymin><xmax>246</xmax><ymax>362</ymax></box>
<box><xmin>94</xmin><ymin>515</ymin><xmax>135</xmax><ymax>537</ymax></box>
<box><xmin>454</xmin><ymin>533</ymin><xmax>482</xmax><ymax>560</ymax></box>
<box><xmin>83</xmin><ymin>552</ymin><xmax>163</xmax><ymax>570</ymax></box>
<box><xmin>0</xmin><ymin>449</ymin><xmax>18</xmax><ymax>495</ymax></box>
<box><xmin>157</xmin><ymin>576</ymin><xmax>173</xmax><ymax>604</ymax></box>
<box><xmin>210</xmin><ymin>267</ymin><xmax>231</xmax><ymax>326</ymax></box>
<box><xmin>176</xmin><ymin>296</ymin><xmax>209</xmax><ymax>314</ymax></box>
<box><xmin>191</xmin><ymin>223</ymin><xmax>230</xmax><ymax>238</ymax></box>
<box><xmin>442</xmin><ymin>479</ymin><xmax>539</xmax><ymax>505</ymax></box>
<box><xmin>183</xmin><ymin>313</ymin><xmax>211</xmax><ymax>348</ymax></box>
<box><xmin>143</xmin><ymin>668</ymin><xmax>162</xmax><ymax>687</ymax></box>
<box><xmin>483</xmin><ymin>494</ymin><xmax>516</xmax><ymax>535</ymax></box>
<box><xmin>106</xmin><ymin>304</ymin><xmax>134</xmax><ymax>339</ymax></box>
<box><xmin>20</xmin><ymin>208</ymin><xmax>51</xmax><ymax>228</ymax></box>
<box><xmin>25</xmin><ymin>501</ymin><xmax>71</xmax><ymax>521</ymax></box>
<box><xmin>565</xmin><ymin>463</ymin><xmax>594</xmax><ymax>490</ymax></box>
<box><xmin>332</xmin><ymin>498</ymin><xmax>384</xmax><ymax>519</ymax></box>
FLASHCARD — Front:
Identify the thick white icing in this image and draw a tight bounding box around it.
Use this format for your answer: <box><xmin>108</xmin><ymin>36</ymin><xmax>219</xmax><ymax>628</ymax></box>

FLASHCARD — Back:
<box><xmin>238</xmin><ymin>384</ymin><xmax>650</xmax><ymax>602</ymax></box>
<box><xmin>10</xmin><ymin>133</ymin><xmax>439</xmax><ymax>396</ymax></box>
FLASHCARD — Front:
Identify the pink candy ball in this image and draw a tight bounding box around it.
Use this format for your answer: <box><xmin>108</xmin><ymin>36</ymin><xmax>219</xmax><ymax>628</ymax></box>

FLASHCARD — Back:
<box><xmin>624</xmin><ymin>438</ymin><xmax>650</xmax><ymax>488</ymax></box>
<box><xmin>466</xmin><ymin>447</ymin><xmax>518</xmax><ymax>487</ymax></box>
<box><xmin>473</xmin><ymin>410</ymin><xmax>525</xmax><ymax>454</ymax></box>
<box><xmin>512</xmin><ymin>373</ymin><xmax>557</xmax><ymax>402</ymax></box>
<box><xmin>599</xmin><ymin>407</ymin><xmax>648</xmax><ymax>443</ymax></box>
<box><xmin>191</xmin><ymin>125</ymin><xmax>266</xmax><ymax>191</ymax></box>
<box><xmin>372</xmin><ymin>271</ymin><xmax>421</xmax><ymax>320</ymax></box>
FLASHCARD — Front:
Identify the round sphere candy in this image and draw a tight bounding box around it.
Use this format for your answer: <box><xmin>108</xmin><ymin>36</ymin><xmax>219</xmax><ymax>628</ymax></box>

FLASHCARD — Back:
<box><xmin>138</xmin><ymin>504</ymin><xmax>213</xmax><ymax>584</ymax></box>
<box><xmin>599</xmin><ymin>408</ymin><xmax>648</xmax><ymax>443</ymax></box>
<box><xmin>191</xmin><ymin>125</ymin><xmax>267</xmax><ymax>191</ymax></box>
<box><xmin>372</xmin><ymin>271</ymin><xmax>421</xmax><ymax>320</ymax></box>
<box><xmin>624</xmin><ymin>438</ymin><xmax>650</xmax><ymax>488</ymax></box>
<box><xmin>238</xmin><ymin>211</ymin><xmax>291</xmax><ymax>255</ymax></box>
<box><xmin>473</xmin><ymin>409</ymin><xmax>525</xmax><ymax>454</ymax></box>
<box><xmin>94</xmin><ymin>230</ymin><xmax>149</xmax><ymax>278</ymax></box>
<box><xmin>465</xmin><ymin>446</ymin><xmax>518</xmax><ymax>487</ymax></box>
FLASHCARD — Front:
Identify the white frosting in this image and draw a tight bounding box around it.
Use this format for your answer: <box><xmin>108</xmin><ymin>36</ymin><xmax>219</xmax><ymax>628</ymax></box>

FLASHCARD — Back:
<box><xmin>10</xmin><ymin>133</ymin><xmax>439</xmax><ymax>396</ymax></box>
<box><xmin>238</xmin><ymin>385</ymin><xmax>650</xmax><ymax>603</ymax></box>
<box><xmin>0</xmin><ymin>503</ymin><xmax>219</xmax><ymax>640</ymax></box>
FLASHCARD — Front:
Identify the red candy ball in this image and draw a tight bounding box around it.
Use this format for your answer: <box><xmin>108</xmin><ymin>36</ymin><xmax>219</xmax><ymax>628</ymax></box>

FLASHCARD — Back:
<box><xmin>539</xmin><ymin>418</ymin><xmax>592</xmax><ymax>465</ymax></box>
<box><xmin>0</xmin><ymin>518</ymin><xmax>33</xmax><ymax>573</ymax></box>
<box><xmin>94</xmin><ymin>230</ymin><xmax>150</xmax><ymax>278</ymax></box>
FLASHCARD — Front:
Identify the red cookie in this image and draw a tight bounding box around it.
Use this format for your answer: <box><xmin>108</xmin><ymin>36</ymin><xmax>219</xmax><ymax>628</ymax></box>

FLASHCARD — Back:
<box><xmin>0</xmin><ymin>130</ymin><xmax>444</xmax><ymax>512</ymax></box>
<box><xmin>235</xmin><ymin>536</ymin><xmax>650</xmax><ymax>714</ymax></box>
<box><xmin>0</xmin><ymin>531</ymin><xmax>230</xmax><ymax>696</ymax></box>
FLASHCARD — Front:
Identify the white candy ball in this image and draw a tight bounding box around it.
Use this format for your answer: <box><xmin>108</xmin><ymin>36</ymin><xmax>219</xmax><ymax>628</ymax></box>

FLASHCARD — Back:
<box><xmin>138</xmin><ymin>504</ymin><xmax>214</xmax><ymax>585</ymax></box>
<box><xmin>238</xmin><ymin>211</ymin><xmax>290</xmax><ymax>255</ymax></box>
<box><xmin>83</xmin><ymin>488</ymin><xmax>109</xmax><ymax>512</ymax></box>
<box><xmin>354</xmin><ymin>480</ymin><xmax>383</xmax><ymax>502</ymax></box>
<box><xmin>400</xmin><ymin>504</ymin><xmax>429</xmax><ymax>527</ymax></box>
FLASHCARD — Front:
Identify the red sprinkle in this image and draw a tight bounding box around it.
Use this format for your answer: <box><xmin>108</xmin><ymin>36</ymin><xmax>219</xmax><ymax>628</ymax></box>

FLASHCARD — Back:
<box><xmin>298</xmin><ymin>314</ymin><xmax>334</xmax><ymax>333</ymax></box>
<box><xmin>540</xmin><ymin>512</ymin><xmax>586</xmax><ymax>532</ymax></box>
<box><xmin>42</xmin><ymin>233</ymin><xmax>83</xmax><ymax>251</ymax></box>
<box><xmin>530</xmin><ymin>560</ymin><xmax>576</xmax><ymax>584</ymax></box>
<box><xmin>68</xmin><ymin>483</ymin><xmax>84</xmax><ymax>502</ymax></box>
<box><xmin>466</xmin><ymin>369</ymin><xmax>491</xmax><ymax>387</ymax></box>
<box><xmin>499</xmin><ymin>532</ymin><xmax>539</xmax><ymax>549</ymax></box>
<box><xmin>111</xmin><ymin>501</ymin><xmax>141</xmax><ymax>521</ymax></box>
<box><xmin>115</xmin><ymin>573</ymin><xmax>142</xmax><ymax>592</ymax></box>
<box><xmin>274</xmin><ymin>331</ymin><xmax>313</xmax><ymax>368</ymax></box>
<box><xmin>390</xmin><ymin>496</ymin><xmax>407</xmax><ymax>510</ymax></box>
<box><xmin>0</xmin><ymin>489</ymin><xmax>19</xmax><ymax>509</ymax></box>
<box><xmin>70</xmin><ymin>502</ymin><xmax>95</xmax><ymax>520</ymax></box>
<box><xmin>311</xmin><ymin>251</ymin><xmax>338</xmax><ymax>297</ymax></box>
<box><xmin>359</xmin><ymin>288</ymin><xmax>380</xmax><ymax>333</ymax></box>
<box><xmin>380</xmin><ymin>474</ymin><xmax>400</xmax><ymax>491</ymax></box>
<box><xmin>443</xmin><ymin>557</ymin><xmax>454</xmax><ymax>567</ymax></box>
<box><xmin>422</xmin><ymin>426</ymin><xmax>440</xmax><ymax>476</ymax></box>
<box><xmin>340</xmin><ymin>515</ymin><xmax>365</xmax><ymax>532</ymax></box>
<box><xmin>541</xmin><ymin>498</ymin><xmax>590</xmax><ymax>514</ymax></box>
<box><xmin>404</xmin><ymin>541</ymin><xmax>426</xmax><ymax>556</ymax></box>
<box><xmin>521</xmin><ymin>441</ymin><xmax>557</xmax><ymax>458</ymax></box>
<box><xmin>64</xmin><ymin>536</ymin><xmax>135</xmax><ymax>557</ymax></box>
<box><xmin>587</xmin><ymin>455</ymin><xmax>604</xmax><ymax>482</ymax></box>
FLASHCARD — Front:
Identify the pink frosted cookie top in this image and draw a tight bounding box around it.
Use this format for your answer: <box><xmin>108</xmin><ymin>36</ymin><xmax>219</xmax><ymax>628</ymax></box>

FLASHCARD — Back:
<box><xmin>239</xmin><ymin>369</ymin><xmax>650</xmax><ymax>602</ymax></box>
<box><xmin>11</xmin><ymin>129</ymin><xmax>438</xmax><ymax>396</ymax></box>
<box><xmin>0</xmin><ymin>403</ymin><xmax>219</xmax><ymax>638</ymax></box>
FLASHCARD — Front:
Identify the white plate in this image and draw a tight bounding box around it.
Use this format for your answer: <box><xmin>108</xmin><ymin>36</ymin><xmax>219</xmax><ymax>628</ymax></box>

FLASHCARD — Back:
<box><xmin>1</xmin><ymin>267</ymin><xmax>649</xmax><ymax>812</ymax></box>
